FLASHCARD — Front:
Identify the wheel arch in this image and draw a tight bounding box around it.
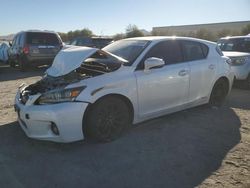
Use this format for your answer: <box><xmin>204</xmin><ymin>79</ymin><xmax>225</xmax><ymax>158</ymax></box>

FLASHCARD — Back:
<box><xmin>215</xmin><ymin>76</ymin><xmax>230</xmax><ymax>93</ymax></box>
<box><xmin>82</xmin><ymin>93</ymin><xmax>135</xmax><ymax>134</ymax></box>
<box><xmin>210</xmin><ymin>76</ymin><xmax>230</xmax><ymax>99</ymax></box>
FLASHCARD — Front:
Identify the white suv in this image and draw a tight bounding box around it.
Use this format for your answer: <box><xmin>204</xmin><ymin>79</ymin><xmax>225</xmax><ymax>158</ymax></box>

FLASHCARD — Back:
<box><xmin>218</xmin><ymin>35</ymin><xmax>250</xmax><ymax>87</ymax></box>
<box><xmin>14</xmin><ymin>37</ymin><xmax>234</xmax><ymax>143</ymax></box>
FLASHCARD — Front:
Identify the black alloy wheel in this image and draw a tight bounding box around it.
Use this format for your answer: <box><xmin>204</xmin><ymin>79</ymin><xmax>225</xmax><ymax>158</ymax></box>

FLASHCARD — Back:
<box><xmin>209</xmin><ymin>80</ymin><xmax>228</xmax><ymax>107</ymax></box>
<box><xmin>85</xmin><ymin>96</ymin><xmax>132</xmax><ymax>142</ymax></box>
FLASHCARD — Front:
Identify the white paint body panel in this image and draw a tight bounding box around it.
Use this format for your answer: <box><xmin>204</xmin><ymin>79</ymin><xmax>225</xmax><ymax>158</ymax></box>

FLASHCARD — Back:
<box><xmin>15</xmin><ymin>36</ymin><xmax>234</xmax><ymax>143</ymax></box>
<box><xmin>46</xmin><ymin>46</ymin><xmax>98</xmax><ymax>77</ymax></box>
<box><xmin>223</xmin><ymin>51</ymin><xmax>250</xmax><ymax>80</ymax></box>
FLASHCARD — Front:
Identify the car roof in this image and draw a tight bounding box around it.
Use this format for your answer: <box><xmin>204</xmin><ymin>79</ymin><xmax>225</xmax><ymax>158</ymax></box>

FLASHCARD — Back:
<box><xmin>16</xmin><ymin>30</ymin><xmax>58</xmax><ymax>35</ymax></box>
<box><xmin>72</xmin><ymin>37</ymin><xmax>113</xmax><ymax>40</ymax></box>
<box><xmin>219</xmin><ymin>35</ymin><xmax>250</xmax><ymax>40</ymax></box>
<box><xmin>123</xmin><ymin>36</ymin><xmax>216</xmax><ymax>45</ymax></box>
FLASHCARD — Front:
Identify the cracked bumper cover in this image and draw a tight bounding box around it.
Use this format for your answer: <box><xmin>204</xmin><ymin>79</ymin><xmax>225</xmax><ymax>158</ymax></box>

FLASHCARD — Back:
<box><xmin>14</xmin><ymin>92</ymin><xmax>88</xmax><ymax>143</ymax></box>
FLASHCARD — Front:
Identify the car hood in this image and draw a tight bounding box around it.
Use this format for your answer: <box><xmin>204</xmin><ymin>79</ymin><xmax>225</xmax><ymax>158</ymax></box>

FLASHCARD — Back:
<box><xmin>46</xmin><ymin>46</ymin><xmax>98</xmax><ymax>77</ymax></box>
<box><xmin>223</xmin><ymin>51</ymin><xmax>250</xmax><ymax>58</ymax></box>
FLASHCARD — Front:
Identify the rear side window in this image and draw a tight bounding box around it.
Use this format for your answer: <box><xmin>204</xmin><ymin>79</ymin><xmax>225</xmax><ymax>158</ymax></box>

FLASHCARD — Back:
<box><xmin>181</xmin><ymin>40</ymin><xmax>208</xmax><ymax>61</ymax></box>
<box><xmin>26</xmin><ymin>32</ymin><xmax>60</xmax><ymax>45</ymax></box>
<box><xmin>144</xmin><ymin>40</ymin><xmax>183</xmax><ymax>65</ymax></box>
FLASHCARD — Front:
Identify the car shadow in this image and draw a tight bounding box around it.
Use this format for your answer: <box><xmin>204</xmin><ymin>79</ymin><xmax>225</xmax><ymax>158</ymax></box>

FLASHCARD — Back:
<box><xmin>0</xmin><ymin>104</ymin><xmax>241</xmax><ymax>188</ymax></box>
<box><xmin>227</xmin><ymin>88</ymin><xmax>250</xmax><ymax>110</ymax></box>
<box><xmin>0</xmin><ymin>64</ymin><xmax>46</xmax><ymax>82</ymax></box>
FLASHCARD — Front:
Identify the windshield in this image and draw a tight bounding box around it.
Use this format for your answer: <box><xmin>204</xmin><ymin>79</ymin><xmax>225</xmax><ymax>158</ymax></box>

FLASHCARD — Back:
<box><xmin>217</xmin><ymin>38</ymin><xmax>250</xmax><ymax>53</ymax></box>
<box><xmin>102</xmin><ymin>40</ymin><xmax>150</xmax><ymax>64</ymax></box>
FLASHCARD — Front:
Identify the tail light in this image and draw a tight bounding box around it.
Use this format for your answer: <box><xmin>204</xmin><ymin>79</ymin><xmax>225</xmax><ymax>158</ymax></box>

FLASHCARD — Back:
<box><xmin>23</xmin><ymin>45</ymin><xmax>29</xmax><ymax>54</ymax></box>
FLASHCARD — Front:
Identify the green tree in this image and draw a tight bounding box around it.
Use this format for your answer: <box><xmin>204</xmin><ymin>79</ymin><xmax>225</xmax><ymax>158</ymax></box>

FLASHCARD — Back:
<box><xmin>58</xmin><ymin>28</ymin><xmax>94</xmax><ymax>42</ymax></box>
<box><xmin>79</xmin><ymin>28</ymin><xmax>93</xmax><ymax>37</ymax></box>
<box><xmin>242</xmin><ymin>24</ymin><xmax>250</xmax><ymax>35</ymax></box>
<box><xmin>217</xmin><ymin>29</ymin><xmax>233</xmax><ymax>39</ymax></box>
<box><xmin>195</xmin><ymin>28</ymin><xmax>215</xmax><ymax>41</ymax></box>
<box><xmin>113</xmin><ymin>33</ymin><xmax>125</xmax><ymax>41</ymax></box>
<box><xmin>126</xmin><ymin>24</ymin><xmax>144</xmax><ymax>38</ymax></box>
<box><xmin>151</xmin><ymin>29</ymin><xmax>171</xmax><ymax>36</ymax></box>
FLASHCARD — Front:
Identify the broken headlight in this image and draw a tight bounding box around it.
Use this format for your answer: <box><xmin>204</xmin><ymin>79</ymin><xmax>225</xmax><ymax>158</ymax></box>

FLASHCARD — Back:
<box><xmin>37</xmin><ymin>86</ymin><xmax>86</xmax><ymax>104</ymax></box>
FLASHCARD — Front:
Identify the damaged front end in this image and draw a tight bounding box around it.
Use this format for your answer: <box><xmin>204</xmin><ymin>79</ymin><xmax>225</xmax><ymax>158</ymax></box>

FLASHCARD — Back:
<box><xmin>18</xmin><ymin>46</ymin><xmax>126</xmax><ymax>105</ymax></box>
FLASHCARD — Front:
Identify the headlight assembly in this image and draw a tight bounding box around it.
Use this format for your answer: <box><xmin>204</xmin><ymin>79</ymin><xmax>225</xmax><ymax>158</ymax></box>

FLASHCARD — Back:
<box><xmin>37</xmin><ymin>86</ymin><xmax>86</xmax><ymax>104</ymax></box>
<box><xmin>231</xmin><ymin>57</ymin><xmax>248</xmax><ymax>65</ymax></box>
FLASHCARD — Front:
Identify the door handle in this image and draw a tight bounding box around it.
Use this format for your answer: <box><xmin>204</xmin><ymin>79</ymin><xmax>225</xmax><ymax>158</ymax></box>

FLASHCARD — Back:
<box><xmin>209</xmin><ymin>64</ymin><xmax>215</xmax><ymax>70</ymax></box>
<box><xmin>178</xmin><ymin>70</ymin><xmax>188</xmax><ymax>76</ymax></box>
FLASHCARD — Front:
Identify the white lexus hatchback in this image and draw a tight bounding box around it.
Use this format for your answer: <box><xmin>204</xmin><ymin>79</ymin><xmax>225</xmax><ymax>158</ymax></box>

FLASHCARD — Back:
<box><xmin>14</xmin><ymin>37</ymin><xmax>234</xmax><ymax>143</ymax></box>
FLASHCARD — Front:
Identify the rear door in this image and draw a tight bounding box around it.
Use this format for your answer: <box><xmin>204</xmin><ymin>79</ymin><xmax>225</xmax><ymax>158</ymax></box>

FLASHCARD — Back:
<box><xmin>26</xmin><ymin>32</ymin><xmax>61</xmax><ymax>57</ymax></box>
<box><xmin>180</xmin><ymin>40</ymin><xmax>216</xmax><ymax>103</ymax></box>
<box><xmin>135</xmin><ymin>40</ymin><xmax>190</xmax><ymax>117</ymax></box>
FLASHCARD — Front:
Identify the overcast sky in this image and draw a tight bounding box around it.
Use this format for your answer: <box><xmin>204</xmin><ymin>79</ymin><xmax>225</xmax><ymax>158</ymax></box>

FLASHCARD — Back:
<box><xmin>0</xmin><ymin>0</ymin><xmax>250</xmax><ymax>35</ymax></box>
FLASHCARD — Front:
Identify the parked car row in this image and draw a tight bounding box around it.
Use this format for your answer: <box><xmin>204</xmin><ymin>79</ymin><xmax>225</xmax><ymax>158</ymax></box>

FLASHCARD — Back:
<box><xmin>14</xmin><ymin>36</ymin><xmax>234</xmax><ymax>143</ymax></box>
<box><xmin>5</xmin><ymin>30</ymin><xmax>114</xmax><ymax>71</ymax></box>
<box><xmin>5</xmin><ymin>29</ymin><xmax>250</xmax><ymax>87</ymax></box>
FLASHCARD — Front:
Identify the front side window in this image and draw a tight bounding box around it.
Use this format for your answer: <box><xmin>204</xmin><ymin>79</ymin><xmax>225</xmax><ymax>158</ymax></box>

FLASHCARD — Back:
<box><xmin>19</xmin><ymin>34</ymin><xmax>25</xmax><ymax>46</ymax></box>
<box><xmin>12</xmin><ymin>35</ymin><xmax>18</xmax><ymax>46</ymax></box>
<box><xmin>181</xmin><ymin>40</ymin><xmax>207</xmax><ymax>61</ymax></box>
<box><xmin>143</xmin><ymin>40</ymin><xmax>183</xmax><ymax>64</ymax></box>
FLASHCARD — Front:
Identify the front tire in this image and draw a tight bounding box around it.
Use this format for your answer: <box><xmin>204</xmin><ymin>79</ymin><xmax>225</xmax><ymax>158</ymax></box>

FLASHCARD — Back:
<box><xmin>209</xmin><ymin>79</ymin><xmax>228</xmax><ymax>107</ymax></box>
<box><xmin>85</xmin><ymin>96</ymin><xmax>132</xmax><ymax>142</ymax></box>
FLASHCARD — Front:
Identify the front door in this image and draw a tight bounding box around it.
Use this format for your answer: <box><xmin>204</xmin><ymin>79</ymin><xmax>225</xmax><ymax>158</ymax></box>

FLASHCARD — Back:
<box><xmin>135</xmin><ymin>40</ymin><xmax>190</xmax><ymax>117</ymax></box>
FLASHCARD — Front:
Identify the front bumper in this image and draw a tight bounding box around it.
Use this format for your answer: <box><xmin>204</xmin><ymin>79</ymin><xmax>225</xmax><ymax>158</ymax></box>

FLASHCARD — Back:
<box><xmin>15</xmin><ymin>93</ymin><xmax>88</xmax><ymax>143</ymax></box>
<box><xmin>231</xmin><ymin>63</ymin><xmax>250</xmax><ymax>80</ymax></box>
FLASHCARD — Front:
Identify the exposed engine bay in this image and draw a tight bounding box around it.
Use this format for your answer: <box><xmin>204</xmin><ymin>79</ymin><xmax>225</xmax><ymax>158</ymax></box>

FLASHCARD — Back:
<box><xmin>19</xmin><ymin>49</ymin><xmax>126</xmax><ymax>103</ymax></box>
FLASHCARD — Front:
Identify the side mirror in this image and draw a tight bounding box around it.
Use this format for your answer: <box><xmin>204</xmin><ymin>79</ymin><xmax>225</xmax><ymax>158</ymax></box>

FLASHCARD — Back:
<box><xmin>9</xmin><ymin>41</ymin><xmax>12</xmax><ymax>47</ymax></box>
<box><xmin>144</xmin><ymin>57</ymin><xmax>165</xmax><ymax>72</ymax></box>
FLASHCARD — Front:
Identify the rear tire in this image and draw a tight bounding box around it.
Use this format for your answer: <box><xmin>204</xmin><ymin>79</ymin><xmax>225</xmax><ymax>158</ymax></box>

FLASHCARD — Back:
<box><xmin>17</xmin><ymin>58</ymin><xmax>27</xmax><ymax>72</ymax></box>
<box><xmin>85</xmin><ymin>96</ymin><xmax>132</xmax><ymax>142</ymax></box>
<box><xmin>9</xmin><ymin>59</ymin><xmax>16</xmax><ymax>68</ymax></box>
<box><xmin>209</xmin><ymin>79</ymin><xmax>228</xmax><ymax>107</ymax></box>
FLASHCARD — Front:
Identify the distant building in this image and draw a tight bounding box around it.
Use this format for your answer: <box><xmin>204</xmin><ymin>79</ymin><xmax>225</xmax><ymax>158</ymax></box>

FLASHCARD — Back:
<box><xmin>152</xmin><ymin>21</ymin><xmax>250</xmax><ymax>37</ymax></box>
